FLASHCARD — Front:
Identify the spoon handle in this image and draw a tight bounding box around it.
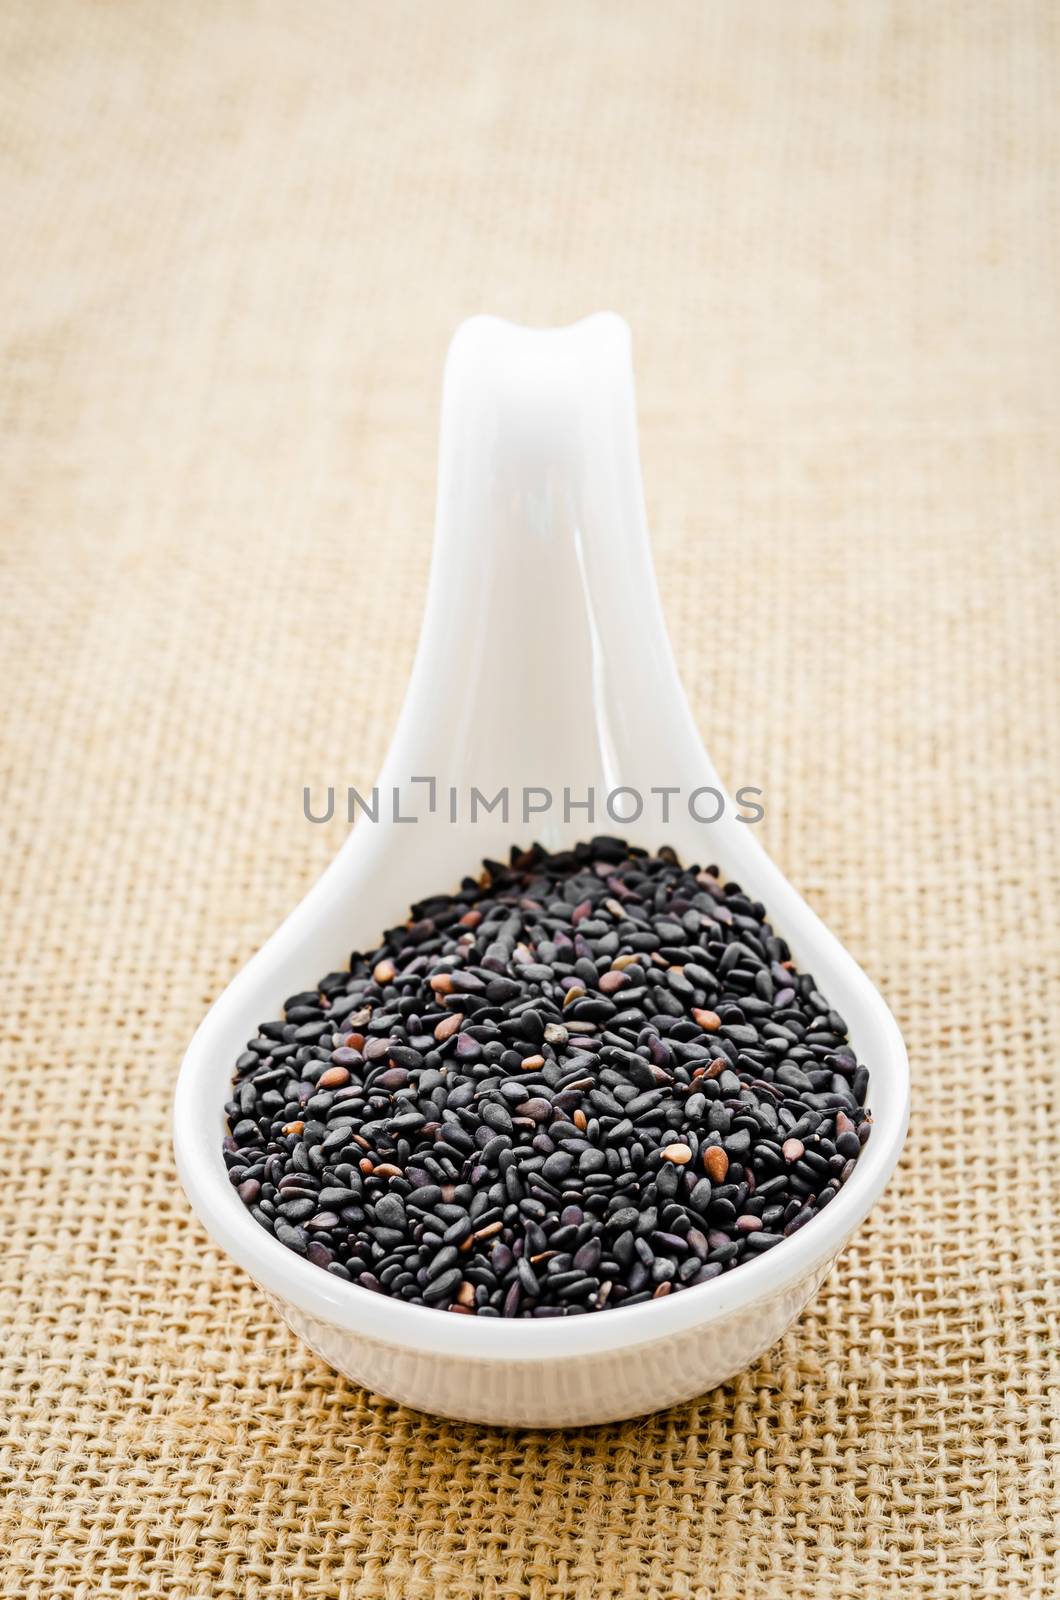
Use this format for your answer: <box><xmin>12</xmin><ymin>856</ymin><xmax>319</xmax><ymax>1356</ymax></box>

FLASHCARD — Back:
<box><xmin>380</xmin><ymin>314</ymin><xmax>722</xmax><ymax>837</ymax></box>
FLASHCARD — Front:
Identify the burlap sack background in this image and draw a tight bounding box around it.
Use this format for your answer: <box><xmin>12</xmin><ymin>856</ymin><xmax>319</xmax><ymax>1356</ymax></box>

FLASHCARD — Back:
<box><xmin>2</xmin><ymin>2</ymin><xmax>1057</xmax><ymax>1596</ymax></box>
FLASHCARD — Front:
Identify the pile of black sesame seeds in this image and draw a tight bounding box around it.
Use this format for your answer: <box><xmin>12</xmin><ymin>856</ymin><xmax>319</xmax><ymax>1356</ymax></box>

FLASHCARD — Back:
<box><xmin>223</xmin><ymin>838</ymin><xmax>871</xmax><ymax>1317</ymax></box>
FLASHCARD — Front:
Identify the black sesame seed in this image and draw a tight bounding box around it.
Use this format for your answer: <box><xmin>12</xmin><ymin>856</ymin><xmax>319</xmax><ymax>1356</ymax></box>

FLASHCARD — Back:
<box><xmin>225</xmin><ymin>841</ymin><xmax>872</xmax><ymax>1317</ymax></box>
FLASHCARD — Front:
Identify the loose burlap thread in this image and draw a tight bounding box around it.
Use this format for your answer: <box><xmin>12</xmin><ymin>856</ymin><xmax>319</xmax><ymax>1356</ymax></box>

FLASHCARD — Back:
<box><xmin>1</xmin><ymin>3</ymin><xmax>1058</xmax><ymax>1596</ymax></box>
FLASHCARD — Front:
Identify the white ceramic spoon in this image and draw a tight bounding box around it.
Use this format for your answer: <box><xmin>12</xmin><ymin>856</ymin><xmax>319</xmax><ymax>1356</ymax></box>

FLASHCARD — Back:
<box><xmin>174</xmin><ymin>315</ymin><xmax>909</xmax><ymax>1428</ymax></box>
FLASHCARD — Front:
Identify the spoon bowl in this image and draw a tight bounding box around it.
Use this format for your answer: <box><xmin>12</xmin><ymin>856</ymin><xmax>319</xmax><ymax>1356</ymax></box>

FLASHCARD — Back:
<box><xmin>174</xmin><ymin>315</ymin><xmax>909</xmax><ymax>1426</ymax></box>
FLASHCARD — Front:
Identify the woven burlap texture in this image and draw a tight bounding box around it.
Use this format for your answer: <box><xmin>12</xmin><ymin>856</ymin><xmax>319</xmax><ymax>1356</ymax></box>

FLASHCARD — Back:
<box><xmin>2</xmin><ymin>2</ymin><xmax>1058</xmax><ymax>1596</ymax></box>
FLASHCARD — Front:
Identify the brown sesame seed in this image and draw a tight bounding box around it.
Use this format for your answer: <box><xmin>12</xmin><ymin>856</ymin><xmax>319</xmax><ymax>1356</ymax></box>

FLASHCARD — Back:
<box><xmin>317</xmin><ymin>1065</ymin><xmax>350</xmax><ymax>1089</ymax></box>
<box><xmin>703</xmin><ymin>1146</ymin><xmax>729</xmax><ymax>1183</ymax></box>
<box><xmin>661</xmin><ymin>1142</ymin><xmax>692</xmax><ymax>1165</ymax></box>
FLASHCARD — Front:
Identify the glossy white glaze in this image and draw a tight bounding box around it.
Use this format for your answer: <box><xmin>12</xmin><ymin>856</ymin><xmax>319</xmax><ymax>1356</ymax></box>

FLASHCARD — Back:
<box><xmin>174</xmin><ymin>316</ymin><xmax>909</xmax><ymax>1426</ymax></box>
